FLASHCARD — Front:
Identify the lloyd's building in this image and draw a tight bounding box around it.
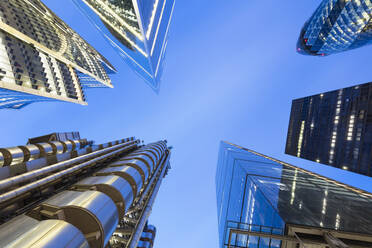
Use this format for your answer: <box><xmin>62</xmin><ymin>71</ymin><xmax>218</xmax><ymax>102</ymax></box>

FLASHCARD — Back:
<box><xmin>0</xmin><ymin>0</ymin><xmax>116</xmax><ymax>109</ymax></box>
<box><xmin>0</xmin><ymin>132</ymin><xmax>170</xmax><ymax>248</ymax></box>
<box><xmin>73</xmin><ymin>0</ymin><xmax>175</xmax><ymax>93</ymax></box>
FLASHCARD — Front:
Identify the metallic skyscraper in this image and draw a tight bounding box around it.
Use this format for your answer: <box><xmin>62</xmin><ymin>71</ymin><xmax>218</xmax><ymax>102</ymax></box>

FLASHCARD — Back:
<box><xmin>0</xmin><ymin>132</ymin><xmax>171</xmax><ymax>248</ymax></box>
<box><xmin>216</xmin><ymin>141</ymin><xmax>372</xmax><ymax>248</ymax></box>
<box><xmin>286</xmin><ymin>82</ymin><xmax>372</xmax><ymax>177</ymax></box>
<box><xmin>73</xmin><ymin>0</ymin><xmax>175</xmax><ymax>93</ymax></box>
<box><xmin>297</xmin><ymin>0</ymin><xmax>372</xmax><ymax>56</ymax></box>
<box><xmin>0</xmin><ymin>0</ymin><xmax>116</xmax><ymax>109</ymax></box>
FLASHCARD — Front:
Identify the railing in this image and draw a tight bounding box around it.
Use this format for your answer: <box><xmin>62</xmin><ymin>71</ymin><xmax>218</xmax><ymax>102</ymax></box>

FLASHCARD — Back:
<box><xmin>225</xmin><ymin>221</ymin><xmax>284</xmax><ymax>248</ymax></box>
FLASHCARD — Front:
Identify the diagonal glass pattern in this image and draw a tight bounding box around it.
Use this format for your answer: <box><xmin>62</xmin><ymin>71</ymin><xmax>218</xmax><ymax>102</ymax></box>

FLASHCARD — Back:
<box><xmin>73</xmin><ymin>0</ymin><xmax>175</xmax><ymax>93</ymax></box>
<box><xmin>216</xmin><ymin>141</ymin><xmax>372</xmax><ymax>248</ymax></box>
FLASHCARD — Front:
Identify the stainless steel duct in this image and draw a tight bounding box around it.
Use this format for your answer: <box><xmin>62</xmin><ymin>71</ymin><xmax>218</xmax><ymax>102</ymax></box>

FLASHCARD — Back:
<box><xmin>73</xmin><ymin>175</ymin><xmax>134</xmax><ymax>218</ymax></box>
<box><xmin>127</xmin><ymin>150</ymin><xmax>171</xmax><ymax>248</ymax></box>
<box><xmin>0</xmin><ymin>140</ymin><xmax>169</xmax><ymax>248</ymax></box>
<box><xmin>35</xmin><ymin>190</ymin><xmax>119</xmax><ymax>248</ymax></box>
<box><xmin>0</xmin><ymin>139</ymin><xmax>92</xmax><ymax>167</ymax></box>
<box><xmin>0</xmin><ymin>140</ymin><xmax>138</xmax><ymax>193</ymax></box>
<box><xmin>0</xmin><ymin>215</ymin><xmax>89</xmax><ymax>248</ymax></box>
<box><xmin>0</xmin><ymin>143</ymin><xmax>138</xmax><ymax>207</ymax></box>
<box><xmin>97</xmin><ymin>165</ymin><xmax>143</xmax><ymax>199</ymax></box>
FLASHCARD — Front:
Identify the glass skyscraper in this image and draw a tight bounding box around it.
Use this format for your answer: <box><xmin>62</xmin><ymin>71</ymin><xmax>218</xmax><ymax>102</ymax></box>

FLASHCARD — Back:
<box><xmin>0</xmin><ymin>132</ymin><xmax>171</xmax><ymax>248</ymax></box>
<box><xmin>286</xmin><ymin>82</ymin><xmax>372</xmax><ymax>177</ymax></box>
<box><xmin>297</xmin><ymin>0</ymin><xmax>372</xmax><ymax>56</ymax></box>
<box><xmin>216</xmin><ymin>141</ymin><xmax>372</xmax><ymax>248</ymax></box>
<box><xmin>73</xmin><ymin>0</ymin><xmax>175</xmax><ymax>93</ymax></box>
<box><xmin>0</xmin><ymin>0</ymin><xmax>116</xmax><ymax>109</ymax></box>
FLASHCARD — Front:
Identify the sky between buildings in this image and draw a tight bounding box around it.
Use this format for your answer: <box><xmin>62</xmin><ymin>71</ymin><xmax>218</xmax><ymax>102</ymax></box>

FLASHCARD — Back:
<box><xmin>0</xmin><ymin>0</ymin><xmax>371</xmax><ymax>247</ymax></box>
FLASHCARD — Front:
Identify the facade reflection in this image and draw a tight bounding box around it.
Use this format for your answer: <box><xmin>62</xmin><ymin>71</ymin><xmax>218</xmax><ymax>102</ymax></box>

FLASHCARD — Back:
<box><xmin>286</xmin><ymin>82</ymin><xmax>372</xmax><ymax>177</ymax></box>
<box><xmin>216</xmin><ymin>141</ymin><xmax>372</xmax><ymax>248</ymax></box>
<box><xmin>73</xmin><ymin>0</ymin><xmax>176</xmax><ymax>93</ymax></box>
<box><xmin>0</xmin><ymin>0</ymin><xmax>116</xmax><ymax>109</ymax></box>
<box><xmin>297</xmin><ymin>0</ymin><xmax>372</xmax><ymax>56</ymax></box>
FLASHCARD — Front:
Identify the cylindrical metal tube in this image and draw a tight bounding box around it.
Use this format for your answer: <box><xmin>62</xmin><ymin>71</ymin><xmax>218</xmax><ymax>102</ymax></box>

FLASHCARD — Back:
<box><xmin>0</xmin><ymin>215</ymin><xmax>89</xmax><ymax>248</ymax></box>
<box><xmin>127</xmin><ymin>151</ymin><xmax>170</xmax><ymax>248</ymax></box>
<box><xmin>23</xmin><ymin>144</ymin><xmax>42</xmax><ymax>161</ymax></box>
<box><xmin>74</xmin><ymin>175</ymin><xmax>134</xmax><ymax>218</ymax></box>
<box><xmin>120</xmin><ymin>154</ymin><xmax>154</xmax><ymax>172</ymax></box>
<box><xmin>137</xmin><ymin>240</ymin><xmax>151</xmax><ymax>248</ymax></box>
<box><xmin>0</xmin><ymin>139</ymin><xmax>94</xmax><ymax>168</ymax></box>
<box><xmin>50</xmin><ymin>141</ymin><xmax>65</xmax><ymax>154</ymax></box>
<box><xmin>0</xmin><ymin>152</ymin><xmax>4</xmax><ymax>167</ymax></box>
<box><xmin>97</xmin><ymin>165</ymin><xmax>143</xmax><ymax>198</ymax></box>
<box><xmin>0</xmin><ymin>147</ymin><xmax>25</xmax><ymax>167</ymax></box>
<box><xmin>111</xmin><ymin>159</ymin><xmax>151</xmax><ymax>179</ymax></box>
<box><xmin>0</xmin><ymin>140</ymin><xmax>138</xmax><ymax>199</ymax></box>
<box><xmin>36</xmin><ymin>143</ymin><xmax>54</xmax><ymax>156</ymax></box>
<box><xmin>43</xmin><ymin>190</ymin><xmax>118</xmax><ymax>248</ymax></box>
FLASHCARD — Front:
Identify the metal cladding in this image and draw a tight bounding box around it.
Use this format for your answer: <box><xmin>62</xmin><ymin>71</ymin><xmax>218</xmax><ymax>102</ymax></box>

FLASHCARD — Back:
<box><xmin>0</xmin><ymin>215</ymin><xmax>89</xmax><ymax>248</ymax></box>
<box><xmin>0</xmin><ymin>138</ymin><xmax>168</xmax><ymax>248</ymax></box>
<box><xmin>137</xmin><ymin>224</ymin><xmax>156</xmax><ymax>248</ymax></box>
<box><xmin>74</xmin><ymin>175</ymin><xmax>134</xmax><ymax>218</ymax></box>
<box><xmin>0</xmin><ymin>139</ymin><xmax>86</xmax><ymax>167</ymax></box>
<box><xmin>97</xmin><ymin>164</ymin><xmax>144</xmax><ymax>197</ymax></box>
<box><xmin>296</xmin><ymin>0</ymin><xmax>372</xmax><ymax>56</ymax></box>
<box><xmin>41</xmin><ymin>190</ymin><xmax>118</xmax><ymax>248</ymax></box>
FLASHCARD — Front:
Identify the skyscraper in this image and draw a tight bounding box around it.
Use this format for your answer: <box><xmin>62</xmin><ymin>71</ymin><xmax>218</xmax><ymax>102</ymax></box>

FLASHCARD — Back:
<box><xmin>297</xmin><ymin>0</ymin><xmax>372</xmax><ymax>56</ymax></box>
<box><xmin>73</xmin><ymin>0</ymin><xmax>176</xmax><ymax>93</ymax></box>
<box><xmin>216</xmin><ymin>141</ymin><xmax>372</xmax><ymax>248</ymax></box>
<box><xmin>137</xmin><ymin>223</ymin><xmax>156</xmax><ymax>248</ymax></box>
<box><xmin>0</xmin><ymin>0</ymin><xmax>116</xmax><ymax>109</ymax></box>
<box><xmin>0</xmin><ymin>132</ymin><xmax>171</xmax><ymax>248</ymax></box>
<box><xmin>286</xmin><ymin>82</ymin><xmax>372</xmax><ymax>177</ymax></box>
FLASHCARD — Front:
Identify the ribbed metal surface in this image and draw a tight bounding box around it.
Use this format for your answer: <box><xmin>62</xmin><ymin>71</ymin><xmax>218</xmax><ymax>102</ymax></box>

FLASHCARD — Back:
<box><xmin>0</xmin><ymin>139</ymin><xmax>89</xmax><ymax>167</ymax></box>
<box><xmin>74</xmin><ymin>175</ymin><xmax>134</xmax><ymax>217</ymax></box>
<box><xmin>137</xmin><ymin>240</ymin><xmax>152</xmax><ymax>248</ymax></box>
<box><xmin>97</xmin><ymin>165</ymin><xmax>143</xmax><ymax>198</ymax></box>
<box><xmin>44</xmin><ymin>190</ymin><xmax>118</xmax><ymax>248</ymax></box>
<box><xmin>0</xmin><ymin>215</ymin><xmax>89</xmax><ymax>248</ymax></box>
<box><xmin>0</xmin><ymin>139</ymin><xmax>168</xmax><ymax>248</ymax></box>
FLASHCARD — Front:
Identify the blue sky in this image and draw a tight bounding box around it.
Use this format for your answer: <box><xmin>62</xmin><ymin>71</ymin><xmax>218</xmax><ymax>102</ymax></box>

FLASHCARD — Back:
<box><xmin>1</xmin><ymin>0</ymin><xmax>372</xmax><ymax>247</ymax></box>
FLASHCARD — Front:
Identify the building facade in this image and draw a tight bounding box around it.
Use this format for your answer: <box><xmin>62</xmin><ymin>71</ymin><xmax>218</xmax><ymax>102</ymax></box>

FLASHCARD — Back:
<box><xmin>297</xmin><ymin>0</ymin><xmax>372</xmax><ymax>56</ymax></box>
<box><xmin>286</xmin><ymin>82</ymin><xmax>372</xmax><ymax>177</ymax></box>
<box><xmin>73</xmin><ymin>0</ymin><xmax>175</xmax><ymax>93</ymax></box>
<box><xmin>216</xmin><ymin>141</ymin><xmax>372</xmax><ymax>248</ymax></box>
<box><xmin>0</xmin><ymin>0</ymin><xmax>116</xmax><ymax>109</ymax></box>
<box><xmin>0</xmin><ymin>132</ymin><xmax>171</xmax><ymax>248</ymax></box>
<box><xmin>137</xmin><ymin>223</ymin><xmax>156</xmax><ymax>248</ymax></box>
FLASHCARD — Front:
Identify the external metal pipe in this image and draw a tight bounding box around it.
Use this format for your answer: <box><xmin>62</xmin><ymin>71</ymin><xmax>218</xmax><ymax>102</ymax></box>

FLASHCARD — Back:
<box><xmin>0</xmin><ymin>140</ymin><xmax>138</xmax><ymax>192</ymax></box>
<box><xmin>136</xmin><ymin>152</ymin><xmax>167</xmax><ymax>205</ymax></box>
<box><xmin>0</xmin><ymin>139</ymin><xmax>89</xmax><ymax>168</ymax></box>
<box><xmin>127</xmin><ymin>151</ymin><xmax>170</xmax><ymax>248</ymax></box>
<box><xmin>0</xmin><ymin>142</ymin><xmax>138</xmax><ymax>204</ymax></box>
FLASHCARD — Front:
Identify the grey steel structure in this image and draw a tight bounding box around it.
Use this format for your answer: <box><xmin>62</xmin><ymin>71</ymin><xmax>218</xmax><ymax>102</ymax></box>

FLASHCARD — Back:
<box><xmin>0</xmin><ymin>132</ymin><xmax>171</xmax><ymax>248</ymax></box>
<box><xmin>286</xmin><ymin>82</ymin><xmax>372</xmax><ymax>177</ymax></box>
<box><xmin>137</xmin><ymin>223</ymin><xmax>156</xmax><ymax>248</ymax></box>
<box><xmin>0</xmin><ymin>0</ymin><xmax>116</xmax><ymax>109</ymax></box>
<box><xmin>73</xmin><ymin>0</ymin><xmax>175</xmax><ymax>93</ymax></box>
<box><xmin>297</xmin><ymin>0</ymin><xmax>372</xmax><ymax>56</ymax></box>
<box><xmin>216</xmin><ymin>141</ymin><xmax>372</xmax><ymax>248</ymax></box>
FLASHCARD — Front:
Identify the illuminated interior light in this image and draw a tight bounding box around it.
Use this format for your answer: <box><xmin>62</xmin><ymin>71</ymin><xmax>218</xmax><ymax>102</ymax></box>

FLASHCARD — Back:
<box><xmin>297</xmin><ymin>121</ymin><xmax>305</xmax><ymax>157</ymax></box>
<box><xmin>335</xmin><ymin>214</ymin><xmax>340</xmax><ymax>230</ymax></box>
<box><xmin>290</xmin><ymin>169</ymin><xmax>298</xmax><ymax>205</ymax></box>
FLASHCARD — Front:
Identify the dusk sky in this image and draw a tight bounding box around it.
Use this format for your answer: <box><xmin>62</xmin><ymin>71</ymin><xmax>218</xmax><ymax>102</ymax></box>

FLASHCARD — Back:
<box><xmin>0</xmin><ymin>1</ymin><xmax>372</xmax><ymax>247</ymax></box>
